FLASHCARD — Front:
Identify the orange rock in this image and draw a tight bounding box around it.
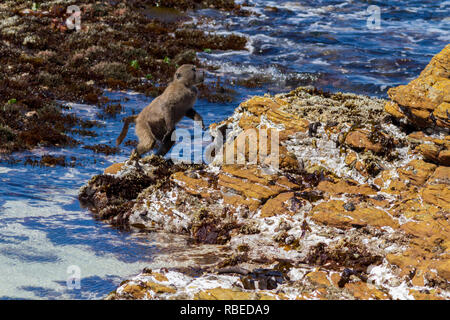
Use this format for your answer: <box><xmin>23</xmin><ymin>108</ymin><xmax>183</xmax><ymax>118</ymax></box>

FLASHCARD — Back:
<box><xmin>344</xmin><ymin>281</ymin><xmax>389</xmax><ymax>300</ymax></box>
<box><xmin>266</xmin><ymin>108</ymin><xmax>309</xmax><ymax>136</ymax></box>
<box><xmin>194</xmin><ymin>288</ymin><xmax>266</xmax><ymax>300</ymax></box>
<box><xmin>104</xmin><ymin>163</ymin><xmax>124</xmax><ymax>175</ymax></box>
<box><xmin>366</xmin><ymin>197</ymin><xmax>390</xmax><ymax>208</ymax></box>
<box><xmin>410</xmin><ymin>108</ymin><xmax>431</xmax><ymax>122</ymax></box>
<box><xmin>373</xmin><ymin>177</ymin><xmax>384</xmax><ymax>188</ymax></box>
<box><xmin>315</xmin><ymin>288</ymin><xmax>330</xmax><ymax>300</ymax></box>
<box><xmin>122</xmin><ymin>283</ymin><xmax>146</xmax><ymax>299</ymax></box>
<box><xmin>389</xmin><ymin>199</ymin><xmax>440</xmax><ymax>221</ymax></box>
<box><xmin>427</xmin><ymin>166</ymin><xmax>450</xmax><ymax>185</ymax></box>
<box><xmin>311</xmin><ymin>200</ymin><xmax>399</xmax><ymax>229</ymax></box>
<box><xmin>409</xmin><ymin>290</ymin><xmax>445</xmax><ymax>300</ymax></box>
<box><xmin>386</xmin><ymin>253</ymin><xmax>421</xmax><ymax>272</ymax></box>
<box><xmin>240</xmin><ymin>96</ymin><xmax>281</xmax><ymax>115</ymax></box>
<box><xmin>221</xmin><ymin>128</ymin><xmax>298</xmax><ymax>170</ymax></box>
<box><xmin>171</xmin><ymin>171</ymin><xmax>217</xmax><ymax>199</ymax></box>
<box><xmin>386</xmin><ymin>247</ymin><xmax>443</xmax><ymax>284</ymax></box>
<box><xmin>435</xmin><ymin>138</ymin><xmax>449</xmax><ymax>147</ymax></box>
<box><xmin>260</xmin><ymin>192</ymin><xmax>302</xmax><ymax>217</ymax></box>
<box><xmin>401</xmin><ymin>220</ymin><xmax>450</xmax><ymax>240</ymax></box>
<box><xmin>345</xmin><ymin>151</ymin><xmax>357</xmax><ymax>166</ymax></box>
<box><xmin>433</xmin><ymin>101</ymin><xmax>450</xmax><ymax>128</ymax></box>
<box><xmin>317</xmin><ymin>180</ymin><xmax>377</xmax><ymax>196</ymax></box>
<box><xmin>152</xmin><ymin>272</ymin><xmax>168</xmax><ymax>282</ymax></box>
<box><xmin>383</xmin><ymin>179</ymin><xmax>411</xmax><ymax>196</ymax></box>
<box><xmin>384</xmin><ymin>101</ymin><xmax>405</xmax><ymax>119</ymax></box>
<box><xmin>420</xmin><ymin>184</ymin><xmax>450</xmax><ymax>209</ymax></box>
<box><xmin>306</xmin><ymin>271</ymin><xmax>331</xmax><ymax>288</ymax></box>
<box><xmin>329</xmin><ymin>272</ymin><xmax>341</xmax><ymax>288</ymax></box>
<box><xmin>145</xmin><ymin>281</ymin><xmax>176</xmax><ymax>294</ymax></box>
<box><xmin>408</xmin><ymin>131</ymin><xmax>432</xmax><ymax>143</ymax></box>
<box><xmin>218</xmin><ymin>165</ymin><xmax>299</xmax><ymax>201</ymax></box>
<box><xmin>238</xmin><ymin>96</ymin><xmax>309</xmax><ymax>137</ymax></box>
<box><xmin>415</xmin><ymin>143</ymin><xmax>440</xmax><ymax>163</ymax></box>
<box><xmin>223</xmin><ymin>193</ymin><xmax>261</xmax><ymax>212</ymax></box>
<box><xmin>328</xmin><ymin>264</ymin><xmax>388</xmax><ymax>299</ymax></box>
<box><xmin>438</xmin><ymin>149</ymin><xmax>450</xmax><ymax>166</ymax></box>
<box><xmin>432</xmin><ymin>259</ymin><xmax>450</xmax><ymax>281</ymax></box>
<box><xmin>411</xmin><ymin>269</ymin><xmax>426</xmax><ymax>287</ymax></box>
<box><xmin>397</xmin><ymin>160</ymin><xmax>436</xmax><ymax>186</ymax></box>
<box><xmin>238</xmin><ymin>114</ymin><xmax>261</xmax><ymax>131</ymax></box>
<box><xmin>344</xmin><ymin>130</ymin><xmax>383</xmax><ymax>154</ymax></box>
<box><xmin>385</xmin><ymin>44</ymin><xmax>450</xmax><ymax>129</ymax></box>
<box><xmin>355</xmin><ymin>161</ymin><xmax>367</xmax><ymax>176</ymax></box>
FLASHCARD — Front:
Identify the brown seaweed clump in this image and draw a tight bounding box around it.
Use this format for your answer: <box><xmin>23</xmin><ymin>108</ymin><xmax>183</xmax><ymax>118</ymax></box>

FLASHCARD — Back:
<box><xmin>78</xmin><ymin>155</ymin><xmax>204</xmax><ymax>228</ymax></box>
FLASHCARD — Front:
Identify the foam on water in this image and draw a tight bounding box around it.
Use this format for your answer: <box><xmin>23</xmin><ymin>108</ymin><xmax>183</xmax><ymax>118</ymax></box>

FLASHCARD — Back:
<box><xmin>196</xmin><ymin>0</ymin><xmax>449</xmax><ymax>96</ymax></box>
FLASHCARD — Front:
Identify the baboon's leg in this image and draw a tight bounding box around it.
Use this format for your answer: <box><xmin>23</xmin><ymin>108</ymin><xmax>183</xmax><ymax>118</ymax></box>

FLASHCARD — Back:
<box><xmin>136</xmin><ymin>138</ymin><xmax>156</xmax><ymax>157</ymax></box>
<box><xmin>186</xmin><ymin>108</ymin><xmax>205</xmax><ymax>129</ymax></box>
<box><xmin>132</xmin><ymin>122</ymin><xmax>156</xmax><ymax>169</ymax></box>
<box><xmin>155</xmin><ymin>129</ymin><xmax>175</xmax><ymax>157</ymax></box>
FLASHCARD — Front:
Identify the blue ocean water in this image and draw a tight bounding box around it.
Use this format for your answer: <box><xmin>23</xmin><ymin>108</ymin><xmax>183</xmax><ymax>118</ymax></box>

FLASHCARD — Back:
<box><xmin>0</xmin><ymin>0</ymin><xmax>448</xmax><ymax>299</ymax></box>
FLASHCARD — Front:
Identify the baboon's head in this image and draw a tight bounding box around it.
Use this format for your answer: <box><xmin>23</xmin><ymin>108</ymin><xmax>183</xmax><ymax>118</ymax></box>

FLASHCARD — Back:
<box><xmin>174</xmin><ymin>64</ymin><xmax>204</xmax><ymax>87</ymax></box>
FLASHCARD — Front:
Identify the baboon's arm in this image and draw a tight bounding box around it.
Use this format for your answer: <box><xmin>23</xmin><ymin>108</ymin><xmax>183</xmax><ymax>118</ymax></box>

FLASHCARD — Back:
<box><xmin>186</xmin><ymin>108</ymin><xmax>205</xmax><ymax>129</ymax></box>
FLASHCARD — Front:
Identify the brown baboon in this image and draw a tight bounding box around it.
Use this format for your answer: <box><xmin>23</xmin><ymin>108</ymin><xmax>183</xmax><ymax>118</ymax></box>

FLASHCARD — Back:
<box><xmin>116</xmin><ymin>64</ymin><xmax>205</xmax><ymax>162</ymax></box>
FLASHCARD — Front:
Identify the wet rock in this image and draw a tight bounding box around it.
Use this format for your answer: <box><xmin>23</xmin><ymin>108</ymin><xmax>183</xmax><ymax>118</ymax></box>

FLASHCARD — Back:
<box><xmin>438</xmin><ymin>149</ymin><xmax>450</xmax><ymax>166</ymax></box>
<box><xmin>317</xmin><ymin>180</ymin><xmax>377</xmax><ymax>196</ymax></box>
<box><xmin>385</xmin><ymin>44</ymin><xmax>450</xmax><ymax>129</ymax></box>
<box><xmin>104</xmin><ymin>163</ymin><xmax>125</xmax><ymax>175</ymax></box>
<box><xmin>344</xmin><ymin>130</ymin><xmax>384</xmax><ymax>154</ymax></box>
<box><xmin>78</xmin><ymin>155</ymin><xmax>189</xmax><ymax>227</ymax></box>
<box><xmin>194</xmin><ymin>288</ymin><xmax>270</xmax><ymax>300</ymax></box>
<box><xmin>397</xmin><ymin>160</ymin><xmax>437</xmax><ymax>186</ymax></box>
<box><xmin>260</xmin><ymin>192</ymin><xmax>304</xmax><ymax>217</ymax></box>
<box><xmin>311</xmin><ymin>200</ymin><xmax>399</xmax><ymax>229</ymax></box>
<box><xmin>77</xmin><ymin>80</ymin><xmax>449</xmax><ymax>300</ymax></box>
<box><xmin>416</xmin><ymin>143</ymin><xmax>440</xmax><ymax>163</ymax></box>
<box><xmin>240</xmin><ymin>268</ymin><xmax>284</xmax><ymax>290</ymax></box>
<box><xmin>307</xmin><ymin>271</ymin><xmax>331</xmax><ymax>288</ymax></box>
<box><xmin>218</xmin><ymin>165</ymin><xmax>300</xmax><ymax>202</ymax></box>
<box><xmin>420</xmin><ymin>184</ymin><xmax>450</xmax><ymax>209</ymax></box>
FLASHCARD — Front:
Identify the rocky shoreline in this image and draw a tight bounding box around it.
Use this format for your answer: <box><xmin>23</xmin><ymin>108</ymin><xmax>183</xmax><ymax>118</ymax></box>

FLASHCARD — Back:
<box><xmin>79</xmin><ymin>46</ymin><xmax>449</xmax><ymax>300</ymax></box>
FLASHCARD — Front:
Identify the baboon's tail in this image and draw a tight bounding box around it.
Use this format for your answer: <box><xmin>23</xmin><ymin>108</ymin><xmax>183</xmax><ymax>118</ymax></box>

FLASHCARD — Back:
<box><xmin>116</xmin><ymin>115</ymin><xmax>137</xmax><ymax>146</ymax></box>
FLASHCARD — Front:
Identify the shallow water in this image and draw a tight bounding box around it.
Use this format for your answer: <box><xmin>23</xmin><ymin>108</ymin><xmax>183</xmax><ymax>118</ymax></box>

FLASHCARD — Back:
<box><xmin>0</xmin><ymin>0</ymin><xmax>448</xmax><ymax>299</ymax></box>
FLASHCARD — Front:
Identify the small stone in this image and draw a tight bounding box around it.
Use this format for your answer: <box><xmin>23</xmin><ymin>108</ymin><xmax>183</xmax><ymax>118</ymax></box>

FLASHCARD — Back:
<box><xmin>142</xmin><ymin>267</ymin><xmax>152</xmax><ymax>275</ymax></box>
<box><xmin>25</xmin><ymin>111</ymin><xmax>37</xmax><ymax>117</ymax></box>
<box><xmin>337</xmin><ymin>132</ymin><xmax>345</xmax><ymax>146</ymax></box>
<box><xmin>343</xmin><ymin>202</ymin><xmax>356</xmax><ymax>211</ymax></box>
<box><xmin>285</xmin><ymin>235</ymin><xmax>295</xmax><ymax>245</ymax></box>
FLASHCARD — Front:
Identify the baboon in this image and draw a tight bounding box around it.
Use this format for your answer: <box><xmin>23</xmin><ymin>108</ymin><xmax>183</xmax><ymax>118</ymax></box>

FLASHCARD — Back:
<box><xmin>116</xmin><ymin>64</ymin><xmax>205</xmax><ymax>162</ymax></box>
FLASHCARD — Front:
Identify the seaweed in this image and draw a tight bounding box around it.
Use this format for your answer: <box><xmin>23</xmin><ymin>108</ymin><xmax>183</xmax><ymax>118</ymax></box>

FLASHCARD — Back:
<box><xmin>305</xmin><ymin>241</ymin><xmax>383</xmax><ymax>273</ymax></box>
